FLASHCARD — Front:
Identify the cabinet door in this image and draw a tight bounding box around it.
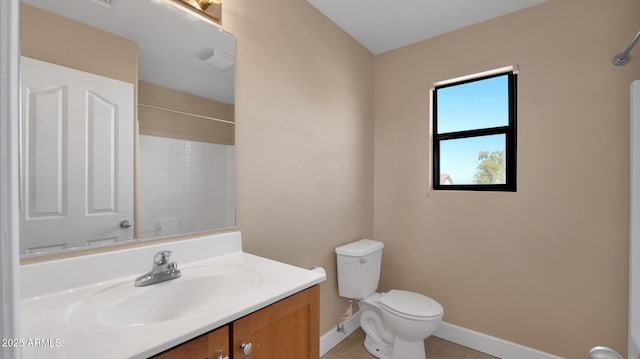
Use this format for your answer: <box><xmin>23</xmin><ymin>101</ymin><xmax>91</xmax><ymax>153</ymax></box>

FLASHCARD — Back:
<box><xmin>232</xmin><ymin>285</ymin><xmax>320</xmax><ymax>359</ymax></box>
<box><xmin>152</xmin><ymin>325</ymin><xmax>229</xmax><ymax>359</ymax></box>
<box><xmin>208</xmin><ymin>324</ymin><xmax>230</xmax><ymax>359</ymax></box>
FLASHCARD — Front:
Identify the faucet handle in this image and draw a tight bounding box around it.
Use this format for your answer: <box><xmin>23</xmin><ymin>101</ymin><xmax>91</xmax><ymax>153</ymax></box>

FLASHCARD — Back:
<box><xmin>153</xmin><ymin>251</ymin><xmax>172</xmax><ymax>265</ymax></box>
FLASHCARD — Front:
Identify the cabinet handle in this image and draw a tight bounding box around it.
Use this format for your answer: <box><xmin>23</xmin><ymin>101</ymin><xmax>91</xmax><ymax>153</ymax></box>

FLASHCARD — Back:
<box><xmin>240</xmin><ymin>342</ymin><xmax>253</xmax><ymax>355</ymax></box>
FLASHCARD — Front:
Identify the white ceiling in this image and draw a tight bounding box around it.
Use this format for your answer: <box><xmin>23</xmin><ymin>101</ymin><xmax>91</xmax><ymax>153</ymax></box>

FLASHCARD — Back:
<box><xmin>23</xmin><ymin>0</ymin><xmax>235</xmax><ymax>103</ymax></box>
<box><xmin>307</xmin><ymin>0</ymin><xmax>548</xmax><ymax>55</ymax></box>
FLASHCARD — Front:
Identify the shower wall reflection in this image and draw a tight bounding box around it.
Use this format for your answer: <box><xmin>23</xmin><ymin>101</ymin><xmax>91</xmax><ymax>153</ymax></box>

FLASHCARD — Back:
<box><xmin>138</xmin><ymin>136</ymin><xmax>235</xmax><ymax>239</ymax></box>
<box><xmin>137</xmin><ymin>81</ymin><xmax>235</xmax><ymax>239</ymax></box>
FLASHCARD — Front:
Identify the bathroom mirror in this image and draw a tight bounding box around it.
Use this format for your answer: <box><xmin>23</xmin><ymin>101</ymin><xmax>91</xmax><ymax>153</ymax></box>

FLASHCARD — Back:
<box><xmin>19</xmin><ymin>0</ymin><xmax>235</xmax><ymax>257</ymax></box>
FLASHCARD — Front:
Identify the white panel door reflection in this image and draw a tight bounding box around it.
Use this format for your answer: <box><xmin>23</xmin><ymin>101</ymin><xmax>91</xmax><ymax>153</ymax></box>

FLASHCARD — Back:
<box><xmin>20</xmin><ymin>57</ymin><xmax>134</xmax><ymax>255</ymax></box>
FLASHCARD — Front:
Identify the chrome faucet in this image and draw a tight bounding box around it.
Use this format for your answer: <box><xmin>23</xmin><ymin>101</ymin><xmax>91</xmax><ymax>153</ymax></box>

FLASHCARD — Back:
<box><xmin>134</xmin><ymin>250</ymin><xmax>181</xmax><ymax>287</ymax></box>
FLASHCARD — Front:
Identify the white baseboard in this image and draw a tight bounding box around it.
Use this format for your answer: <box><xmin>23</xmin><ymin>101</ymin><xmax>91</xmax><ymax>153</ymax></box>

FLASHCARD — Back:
<box><xmin>319</xmin><ymin>316</ymin><xmax>564</xmax><ymax>359</ymax></box>
<box><xmin>319</xmin><ymin>311</ymin><xmax>362</xmax><ymax>357</ymax></box>
<box><xmin>434</xmin><ymin>322</ymin><xmax>564</xmax><ymax>359</ymax></box>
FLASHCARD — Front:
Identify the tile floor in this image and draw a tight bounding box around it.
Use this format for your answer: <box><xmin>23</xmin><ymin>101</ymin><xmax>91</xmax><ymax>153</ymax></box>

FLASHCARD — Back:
<box><xmin>321</xmin><ymin>329</ymin><xmax>499</xmax><ymax>359</ymax></box>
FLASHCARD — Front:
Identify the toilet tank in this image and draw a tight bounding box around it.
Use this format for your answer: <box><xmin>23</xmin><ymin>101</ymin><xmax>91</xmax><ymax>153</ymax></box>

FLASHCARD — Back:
<box><xmin>335</xmin><ymin>239</ymin><xmax>384</xmax><ymax>299</ymax></box>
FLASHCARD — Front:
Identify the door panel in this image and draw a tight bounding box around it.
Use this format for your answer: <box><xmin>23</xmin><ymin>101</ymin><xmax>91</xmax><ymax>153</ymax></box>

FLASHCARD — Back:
<box><xmin>24</xmin><ymin>85</ymin><xmax>67</xmax><ymax>218</ymax></box>
<box><xmin>86</xmin><ymin>91</ymin><xmax>117</xmax><ymax>214</ymax></box>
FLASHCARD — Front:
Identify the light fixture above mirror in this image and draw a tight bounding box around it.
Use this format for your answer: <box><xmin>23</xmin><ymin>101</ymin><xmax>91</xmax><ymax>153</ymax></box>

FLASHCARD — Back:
<box><xmin>173</xmin><ymin>0</ymin><xmax>222</xmax><ymax>24</ymax></box>
<box><xmin>184</xmin><ymin>0</ymin><xmax>222</xmax><ymax>10</ymax></box>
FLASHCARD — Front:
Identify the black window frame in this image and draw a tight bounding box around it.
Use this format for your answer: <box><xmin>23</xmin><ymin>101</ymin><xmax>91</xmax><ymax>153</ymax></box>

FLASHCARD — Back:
<box><xmin>432</xmin><ymin>71</ymin><xmax>517</xmax><ymax>192</ymax></box>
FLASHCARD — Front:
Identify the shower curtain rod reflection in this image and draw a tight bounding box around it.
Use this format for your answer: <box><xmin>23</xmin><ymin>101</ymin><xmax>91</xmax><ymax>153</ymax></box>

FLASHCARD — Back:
<box><xmin>613</xmin><ymin>29</ymin><xmax>640</xmax><ymax>66</ymax></box>
<box><xmin>138</xmin><ymin>103</ymin><xmax>235</xmax><ymax>125</ymax></box>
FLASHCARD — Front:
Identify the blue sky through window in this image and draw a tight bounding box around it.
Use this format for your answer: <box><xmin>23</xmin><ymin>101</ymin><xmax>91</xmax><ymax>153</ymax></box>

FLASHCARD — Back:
<box><xmin>440</xmin><ymin>135</ymin><xmax>506</xmax><ymax>184</ymax></box>
<box><xmin>436</xmin><ymin>74</ymin><xmax>509</xmax><ymax>184</ymax></box>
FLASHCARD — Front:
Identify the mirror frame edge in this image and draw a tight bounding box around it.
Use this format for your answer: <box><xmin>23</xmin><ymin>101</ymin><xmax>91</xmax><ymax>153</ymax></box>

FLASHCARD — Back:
<box><xmin>1</xmin><ymin>0</ymin><xmax>22</xmax><ymax>350</ymax></box>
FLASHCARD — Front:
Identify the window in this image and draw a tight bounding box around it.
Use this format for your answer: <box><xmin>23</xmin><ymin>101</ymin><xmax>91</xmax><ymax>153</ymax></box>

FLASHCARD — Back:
<box><xmin>432</xmin><ymin>69</ymin><xmax>517</xmax><ymax>191</ymax></box>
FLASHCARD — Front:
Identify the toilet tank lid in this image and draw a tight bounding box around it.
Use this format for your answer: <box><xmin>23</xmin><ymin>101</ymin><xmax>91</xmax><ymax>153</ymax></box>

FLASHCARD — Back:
<box><xmin>335</xmin><ymin>239</ymin><xmax>384</xmax><ymax>256</ymax></box>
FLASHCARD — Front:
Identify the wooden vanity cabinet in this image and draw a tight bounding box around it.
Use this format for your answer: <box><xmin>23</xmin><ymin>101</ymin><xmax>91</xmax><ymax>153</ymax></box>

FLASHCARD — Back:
<box><xmin>232</xmin><ymin>285</ymin><xmax>319</xmax><ymax>359</ymax></box>
<box><xmin>150</xmin><ymin>285</ymin><xmax>319</xmax><ymax>359</ymax></box>
<box><xmin>152</xmin><ymin>325</ymin><xmax>229</xmax><ymax>359</ymax></box>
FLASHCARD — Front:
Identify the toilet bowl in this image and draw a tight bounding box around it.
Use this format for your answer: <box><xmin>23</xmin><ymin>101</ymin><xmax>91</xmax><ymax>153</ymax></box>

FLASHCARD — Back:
<box><xmin>379</xmin><ymin>290</ymin><xmax>443</xmax><ymax>359</ymax></box>
<box><xmin>336</xmin><ymin>239</ymin><xmax>444</xmax><ymax>359</ymax></box>
<box><xmin>359</xmin><ymin>294</ymin><xmax>393</xmax><ymax>358</ymax></box>
<box><xmin>358</xmin><ymin>291</ymin><xmax>443</xmax><ymax>359</ymax></box>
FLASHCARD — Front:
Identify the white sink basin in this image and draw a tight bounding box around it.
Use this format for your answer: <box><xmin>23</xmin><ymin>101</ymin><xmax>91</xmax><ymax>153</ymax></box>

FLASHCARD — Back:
<box><xmin>68</xmin><ymin>265</ymin><xmax>262</xmax><ymax>327</ymax></box>
<box><xmin>21</xmin><ymin>233</ymin><xmax>327</xmax><ymax>359</ymax></box>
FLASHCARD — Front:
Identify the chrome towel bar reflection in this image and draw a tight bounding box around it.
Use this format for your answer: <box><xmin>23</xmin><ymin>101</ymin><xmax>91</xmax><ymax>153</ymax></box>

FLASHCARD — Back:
<box><xmin>612</xmin><ymin>29</ymin><xmax>640</xmax><ymax>66</ymax></box>
<box><xmin>138</xmin><ymin>103</ymin><xmax>234</xmax><ymax>125</ymax></box>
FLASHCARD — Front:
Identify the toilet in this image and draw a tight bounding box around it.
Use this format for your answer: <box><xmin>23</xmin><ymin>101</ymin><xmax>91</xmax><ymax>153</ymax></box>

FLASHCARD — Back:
<box><xmin>335</xmin><ymin>239</ymin><xmax>443</xmax><ymax>359</ymax></box>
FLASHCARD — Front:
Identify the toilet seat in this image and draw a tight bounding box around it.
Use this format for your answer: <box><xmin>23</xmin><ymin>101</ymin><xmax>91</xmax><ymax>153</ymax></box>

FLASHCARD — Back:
<box><xmin>378</xmin><ymin>290</ymin><xmax>443</xmax><ymax>320</ymax></box>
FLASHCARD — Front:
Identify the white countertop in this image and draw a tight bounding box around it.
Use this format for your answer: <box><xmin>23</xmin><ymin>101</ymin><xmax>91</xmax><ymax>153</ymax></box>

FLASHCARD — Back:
<box><xmin>20</xmin><ymin>232</ymin><xmax>326</xmax><ymax>358</ymax></box>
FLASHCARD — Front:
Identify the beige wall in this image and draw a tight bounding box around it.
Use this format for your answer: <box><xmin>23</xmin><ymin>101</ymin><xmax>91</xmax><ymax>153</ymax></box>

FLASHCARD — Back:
<box><xmin>139</xmin><ymin>81</ymin><xmax>234</xmax><ymax>145</ymax></box>
<box><xmin>223</xmin><ymin>0</ymin><xmax>375</xmax><ymax>333</ymax></box>
<box><xmin>21</xmin><ymin>3</ymin><xmax>137</xmax><ymax>84</ymax></box>
<box><xmin>374</xmin><ymin>0</ymin><xmax>640</xmax><ymax>357</ymax></box>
